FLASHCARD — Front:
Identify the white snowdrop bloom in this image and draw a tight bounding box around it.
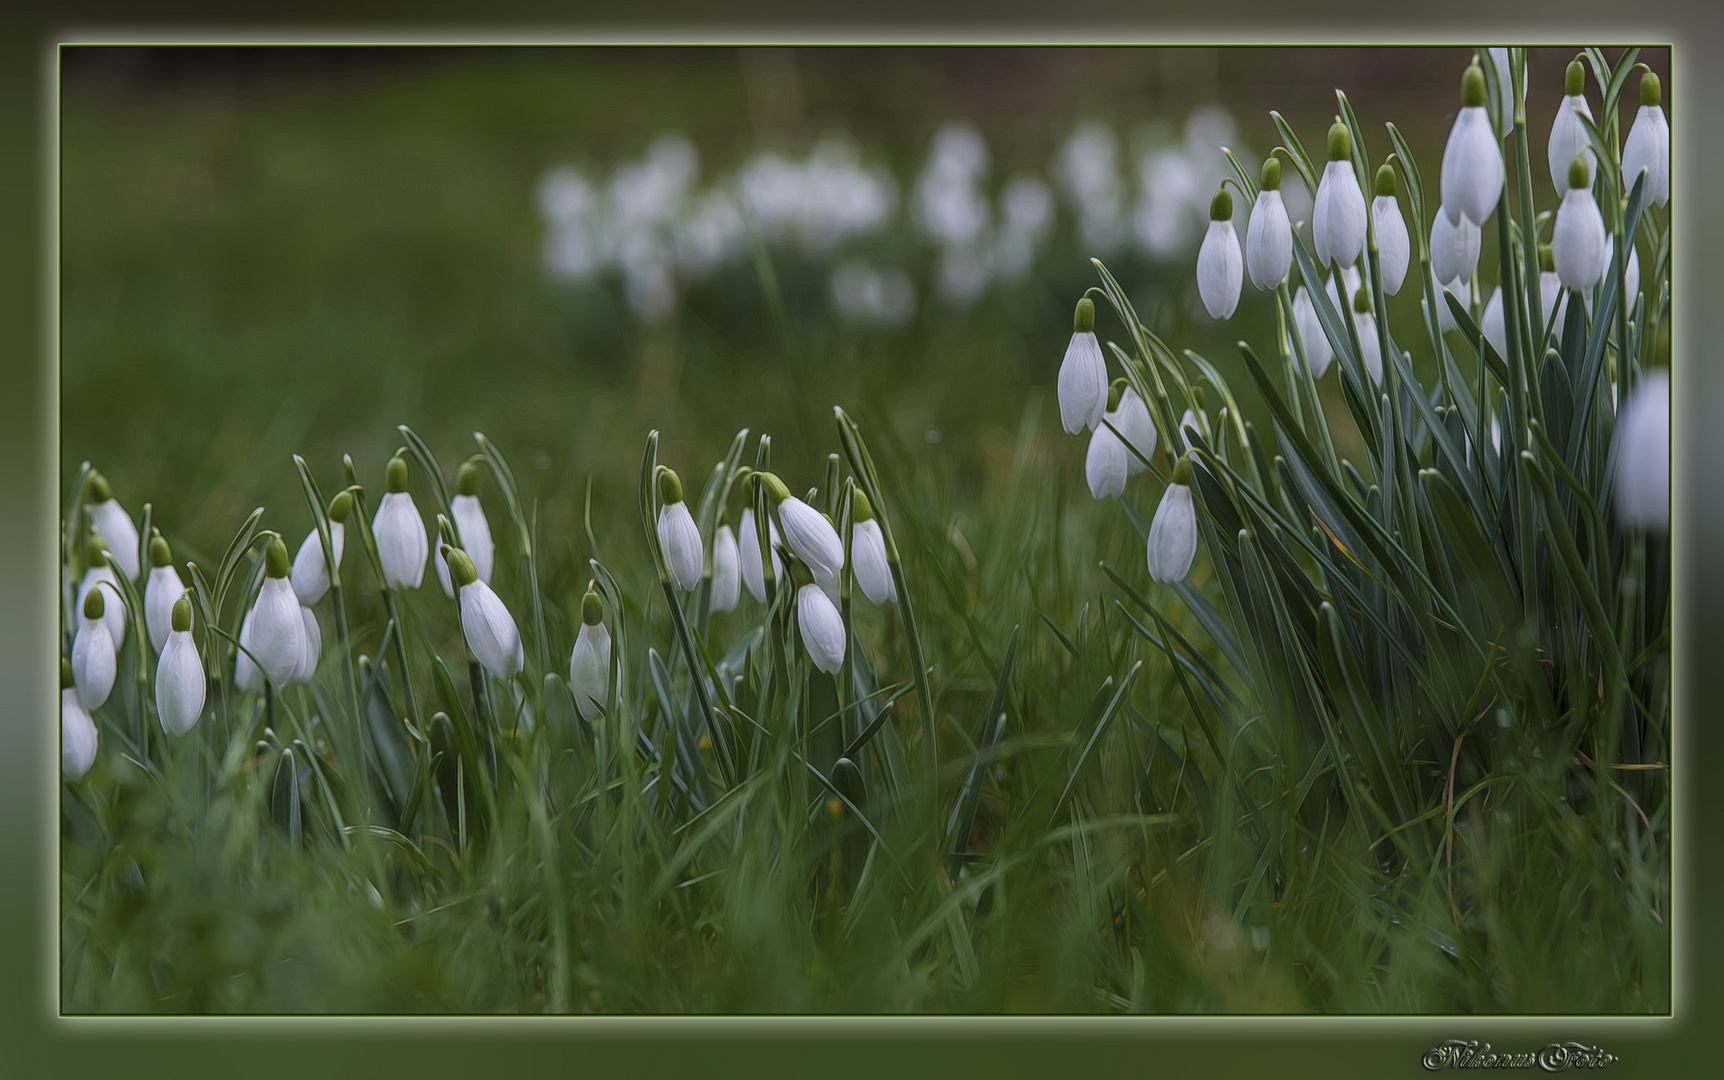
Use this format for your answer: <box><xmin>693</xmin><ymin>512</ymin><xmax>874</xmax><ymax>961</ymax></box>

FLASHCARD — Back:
<box><xmin>446</xmin><ymin>546</ymin><xmax>523</xmax><ymax>681</ymax></box>
<box><xmin>1620</xmin><ymin>72</ymin><xmax>1669</xmax><ymax>208</ymax></box>
<box><xmin>85</xmin><ymin>472</ymin><xmax>139</xmax><ymax>580</ymax></box>
<box><xmin>1196</xmin><ymin>187</ymin><xmax>1243</xmax><ymax>320</ymax></box>
<box><xmin>849</xmin><ymin>491</ymin><xmax>896</xmax><ymax>606</ymax></box>
<box><xmin>654</xmin><ymin>468</ymin><xmax>704</xmax><ymax>592</ymax></box>
<box><xmin>1430</xmin><ymin>207</ymin><xmax>1481</xmax><ymax>286</ymax></box>
<box><xmin>1552</xmin><ymin>155</ymin><xmax>1606</xmax><ymax>293</ymax></box>
<box><xmin>1538</xmin><ymin>244</ymin><xmax>1570</xmax><ymax>333</ymax></box>
<box><xmin>291</xmin><ymin>491</ymin><xmax>350</xmax><ymax>607</ymax></box>
<box><xmin>373</xmin><ymin>454</ymin><xmax>428</xmax><ymax>590</ymax></box>
<box><xmin>812</xmin><ymin>562</ymin><xmax>841</xmax><ymax>607</ymax></box>
<box><xmin>71</xmin><ymin>588</ymin><xmax>117</xmax><ymax>711</ymax></box>
<box><xmin>234</xmin><ymin>608</ymin><xmax>261</xmax><ymax>692</ymax></box>
<box><xmin>1313</xmin><ymin>122</ymin><xmax>1366</xmax><ymax>269</ymax></box>
<box><xmin>1113</xmin><ymin>382</ymin><xmax>1157</xmax><ymax>476</ymax></box>
<box><xmin>914</xmin><ymin>122</ymin><xmax>991</xmax><ymax>248</ymax></box>
<box><xmin>760</xmin><ymin>472</ymin><xmax>844</xmax><ymax>582</ymax></box>
<box><xmin>1054</xmin><ymin>120</ymin><xmax>1129</xmax><ymax>256</ymax></box>
<box><xmin>1289</xmin><ymin>286</ymin><xmax>1334</xmax><ymax>379</ymax></box>
<box><xmin>1370</xmin><ymin>164</ymin><xmax>1410</xmax><ymax>296</ymax></box>
<box><xmin>77</xmin><ymin>547</ymin><xmax>127</xmax><ymax>651</ymax></box>
<box><xmin>829</xmin><ymin>260</ymin><xmax>916</xmax><ymax>327</ymax></box>
<box><xmin>569</xmin><ymin>586</ymin><xmax>612</xmax><ymax>723</ymax></box>
<box><xmin>737</xmin><ymin>500</ymin><xmax>782</xmax><ymax>604</ymax></box>
<box><xmin>1547</xmin><ymin>59</ymin><xmax>1596</xmax><ymax>195</ymax></box>
<box><xmin>1147</xmin><ymin>456</ymin><xmax>1199</xmax><ymax>584</ymax></box>
<box><xmin>1057</xmin><ymin>297</ymin><xmax>1108</xmax><ymax>434</ymax></box>
<box><xmin>61</xmin><ymin>661</ymin><xmax>97</xmax><ymax>780</ymax></box>
<box><xmin>289</xmin><ymin>605</ymin><xmax>321</xmax><ymax>686</ymax></box>
<box><xmin>435</xmin><ymin>464</ymin><xmax>495</xmax><ymax>598</ymax></box>
<box><xmin>1481</xmin><ymin>286</ymin><xmax>1507</xmax><ymax>358</ymax></box>
<box><xmin>711</xmin><ymin>523</ymin><xmax>741</xmax><ymax>614</ymax></box>
<box><xmin>245</xmin><ymin>537</ymin><xmax>308</xmax><ymax>688</ymax></box>
<box><xmin>154</xmin><ymin>596</ymin><xmax>204</xmax><ymax>736</ymax></box>
<box><xmin>1613</xmin><ymin>370</ymin><xmax>1669</xmax><ymax>529</ymax></box>
<box><xmin>1352</xmin><ymin>287</ymin><xmax>1383</xmax><ymax>386</ymax></box>
<box><xmin>1324</xmin><ymin>265</ymin><xmax>1361</xmax><ymax>318</ymax></box>
<box><xmin>796</xmin><ymin>575</ymin><xmax>846</xmax><ymax>676</ymax></box>
<box><xmin>1434</xmin><ymin>273</ymin><xmax>1468</xmax><ymax>334</ymax></box>
<box><xmin>1487</xmin><ymin>47</ymin><xmax>1516</xmax><ymax>136</ymax></box>
<box><xmin>143</xmin><ymin>531</ymin><xmax>185</xmax><ymax>655</ymax></box>
<box><xmin>1440</xmin><ymin>61</ymin><xmax>1505</xmax><ymax>227</ymax></box>
<box><xmin>1086</xmin><ymin>407</ymin><xmax>1130</xmax><ymax>501</ymax></box>
<box><xmin>1246</xmin><ymin>157</ymin><xmax>1293</xmax><ymax>291</ymax></box>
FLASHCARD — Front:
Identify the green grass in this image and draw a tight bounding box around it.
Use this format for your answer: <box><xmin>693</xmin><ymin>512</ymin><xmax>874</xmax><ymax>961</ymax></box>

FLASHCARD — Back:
<box><xmin>58</xmin><ymin>46</ymin><xmax>1668</xmax><ymax>1014</ymax></box>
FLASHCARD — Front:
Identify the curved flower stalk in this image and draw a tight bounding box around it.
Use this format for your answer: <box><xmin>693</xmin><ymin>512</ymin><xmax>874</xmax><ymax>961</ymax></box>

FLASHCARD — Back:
<box><xmin>1246</xmin><ymin>156</ymin><xmax>1292</xmax><ymax>291</ymax></box>
<box><xmin>85</xmin><ymin>471</ymin><xmax>139</xmax><ymax>580</ymax></box>
<box><xmin>1430</xmin><ymin>207</ymin><xmax>1481</xmax><ymax>286</ymax></box>
<box><xmin>1289</xmin><ymin>285</ymin><xmax>1334</xmax><ymax>379</ymax></box>
<box><xmin>245</xmin><ymin>536</ymin><xmax>308</xmax><ymax>689</ymax></box>
<box><xmin>77</xmin><ymin>538</ymin><xmax>126</xmax><ymax>650</ymax></box>
<box><xmin>711</xmin><ymin>520</ymin><xmax>741</xmax><ymax>613</ymax></box>
<box><xmin>792</xmin><ymin>559</ymin><xmax>845</xmax><ymax>675</ymax></box>
<box><xmin>143</xmin><ymin>530</ymin><xmax>185</xmax><ymax>654</ymax></box>
<box><xmin>849</xmin><ymin>491</ymin><xmax>896</xmax><ymax>606</ymax></box>
<box><xmin>436</xmin><ymin>462</ymin><xmax>495</xmax><ymax>598</ymax></box>
<box><xmin>71</xmin><ymin>588</ymin><xmax>116</xmax><ymax>711</ymax></box>
<box><xmin>1313</xmin><ymin>121</ymin><xmax>1366</xmax><ymax>269</ymax></box>
<box><xmin>737</xmin><ymin>479</ymin><xmax>782</xmax><ymax>604</ymax></box>
<box><xmin>1621</xmin><ymin>71</ymin><xmax>1669</xmax><ymax>208</ymax></box>
<box><xmin>373</xmin><ymin>453</ymin><xmax>428</xmax><ymax>590</ymax></box>
<box><xmin>1057</xmin><ymin>297</ymin><xmax>1108</xmax><ymax>433</ymax></box>
<box><xmin>569</xmin><ymin>584</ymin><xmax>612</xmax><ymax>722</ymax></box>
<box><xmin>758</xmin><ymin>471</ymin><xmax>843</xmax><ymax>582</ymax></box>
<box><xmin>446</xmin><ymin>544</ymin><xmax>523</xmax><ymax>680</ymax></box>
<box><xmin>292</xmin><ymin>490</ymin><xmax>350</xmax><ymax>606</ymax></box>
<box><xmin>1147</xmin><ymin>455</ymin><xmax>1198</xmax><ymax>584</ymax></box>
<box><xmin>1552</xmin><ymin>155</ymin><xmax>1606</xmax><ymax>293</ymax></box>
<box><xmin>1352</xmin><ymin>287</ymin><xmax>1383</xmax><ymax>387</ymax></box>
<box><xmin>1613</xmin><ymin>369</ymin><xmax>1670</xmax><ymax>529</ymax></box>
<box><xmin>154</xmin><ymin>595</ymin><xmax>204</xmax><ymax>736</ymax></box>
<box><xmin>1547</xmin><ymin>58</ymin><xmax>1596</xmax><ymax>195</ymax></box>
<box><xmin>1440</xmin><ymin>60</ymin><xmax>1504</xmax><ymax>227</ymax></box>
<box><xmin>1196</xmin><ymin>186</ymin><xmax>1242</xmax><ymax>320</ymax></box>
<box><xmin>655</xmin><ymin>467</ymin><xmax>704</xmax><ymax>591</ymax></box>
<box><xmin>1371</xmin><ymin>164</ymin><xmax>1410</xmax><ymax>295</ymax></box>
<box><xmin>61</xmin><ymin>659</ymin><xmax>97</xmax><ymax>779</ymax></box>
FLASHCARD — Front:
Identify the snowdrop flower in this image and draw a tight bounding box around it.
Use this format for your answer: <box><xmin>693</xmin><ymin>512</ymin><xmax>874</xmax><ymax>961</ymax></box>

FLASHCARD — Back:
<box><xmin>61</xmin><ymin>659</ymin><xmax>97</xmax><ymax>779</ymax></box>
<box><xmin>1620</xmin><ymin>71</ymin><xmax>1669</xmax><ymax>208</ymax></box>
<box><xmin>1537</xmin><ymin>243</ymin><xmax>1570</xmax><ymax>333</ymax></box>
<box><xmin>154</xmin><ymin>595</ymin><xmax>204</xmax><ymax>736</ymax></box>
<box><xmin>1552</xmin><ymin>155</ymin><xmax>1606</xmax><ymax>293</ymax></box>
<box><xmin>435</xmin><ymin>462</ymin><xmax>495</xmax><ymax>599</ymax></box>
<box><xmin>71</xmin><ymin>588</ymin><xmax>116</xmax><ymax>711</ymax></box>
<box><xmin>1289</xmin><ymin>286</ymin><xmax>1334</xmax><ymax>379</ymax></box>
<box><xmin>245</xmin><ymin>536</ymin><xmax>307</xmax><ymax>688</ymax></box>
<box><xmin>234</xmin><ymin>609</ymin><xmax>261</xmax><ymax>692</ymax></box>
<box><xmin>1086</xmin><ymin>381</ymin><xmax>1131</xmax><ymax>501</ymax></box>
<box><xmin>1353</xmin><ymin>287</ymin><xmax>1383</xmax><ymax>386</ymax></box>
<box><xmin>85</xmin><ymin>471</ymin><xmax>139</xmax><ymax>580</ymax></box>
<box><xmin>1434</xmin><ymin>272</ymin><xmax>1468</xmax><ymax>334</ymax></box>
<box><xmin>373</xmin><ymin>454</ymin><xmax>428</xmax><ymax>590</ymax></box>
<box><xmin>1440</xmin><ymin>60</ymin><xmax>1504</xmax><ymax>227</ymax></box>
<box><xmin>737</xmin><ymin>482</ymin><xmax>782</xmax><ymax>604</ymax></box>
<box><xmin>655</xmin><ymin>467</ymin><xmax>704</xmax><ymax>591</ymax></box>
<box><xmin>288</xmin><ymin>605</ymin><xmax>322</xmax><ymax>686</ymax></box>
<box><xmin>1430</xmin><ymin>206</ymin><xmax>1481</xmax><ymax>286</ymax></box>
<box><xmin>1481</xmin><ymin>286</ymin><xmax>1507</xmax><ymax>358</ymax></box>
<box><xmin>849</xmin><ymin>491</ymin><xmax>896</xmax><ymax>606</ymax></box>
<box><xmin>711</xmin><ymin>520</ymin><xmax>741</xmax><ymax>614</ymax></box>
<box><xmin>1487</xmin><ymin>47</ymin><xmax>1516</xmax><ymax>136</ymax></box>
<box><xmin>291</xmin><ymin>490</ymin><xmax>351</xmax><ymax>607</ymax></box>
<box><xmin>1057</xmin><ymin>297</ymin><xmax>1108</xmax><ymax>434</ymax></box>
<box><xmin>1147</xmin><ymin>455</ymin><xmax>1199</xmax><ymax>584</ymax></box>
<box><xmin>758</xmin><ymin>472</ymin><xmax>843</xmax><ymax>582</ymax></box>
<box><xmin>445</xmin><ymin>545</ymin><xmax>523</xmax><ymax>681</ymax></box>
<box><xmin>569</xmin><ymin>585</ymin><xmax>612</xmax><ymax>722</ymax></box>
<box><xmin>1113</xmin><ymin>380</ymin><xmax>1157</xmax><ymax>475</ymax></box>
<box><xmin>1547</xmin><ymin>59</ymin><xmax>1596</xmax><ymax>195</ymax></box>
<box><xmin>1196</xmin><ymin>186</ymin><xmax>1243</xmax><ymax>320</ymax></box>
<box><xmin>1370</xmin><ymin>164</ymin><xmax>1410</xmax><ymax>295</ymax></box>
<box><xmin>1313</xmin><ymin>122</ymin><xmax>1366</xmax><ymax>269</ymax></box>
<box><xmin>1246</xmin><ymin>156</ymin><xmax>1293</xmax><ymax>291</ymax></box>
<box><xmin>77</xmin><ymin>540</ymin><xmax>127</xmax><ymax>651</ymax></box>
<box><xmin>143</xmin><ymin>530</ymin><xmax>185</xmax><ymax>655</ymax></box>
<box><xmin>792</xmin><ymin>561</ymin><xmax>846</xmax><ymax>675</ymax></box>
<box><xmin>1613</xmin><ymin>369</ymin><xmax>1669</xmax><ymax>529</ymax></box>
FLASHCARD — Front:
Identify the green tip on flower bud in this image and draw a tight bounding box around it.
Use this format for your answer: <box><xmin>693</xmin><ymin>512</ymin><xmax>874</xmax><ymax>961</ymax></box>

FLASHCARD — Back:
<box><xmin>1640</xmin><ymin>70</ymin><xmax>1660</xmax><ymax>108</ymax></box>
<box><xmin>171</xmin><ymin>594</ymin><xmax>192</xmax><ymax>633</ymax></box>
<box><xmin>456</xmin><ymin>461</ymin><xmax>481</xmax><ymax>496</ymax></box>
<box><xmin>1259</xmin><ymin>156</ymin><xmax>1280</xmax><ymax>191</ymax></box>
<box><xmin>1566</xmin><ymin>58</ymin><xmax>1586</xmax><ymax>97</ymax></box>
<box><xmin>85</xmin><ymin>471</ymin><xmax>112</xmax><ymax>503</ymax></box>
<box><xmin>1461</xmin><ymin>60</ymin><xmax>1487</xmax><ymax>109</ymax></box>
<box><xmin>265</xmin><ymin>536</ymin><xmax>290</xmax><ymax>578</ymax></box>
<box><xmin>1538</xmin><ymin>243</ymin><xmax>1555</xmax><ymax>273</ymax></box>
<box><xmin>788</xmin><ymin>557</ymin><xmax>815</xmax><ymax>589</ymax></box>
<box><xmin>1107</xmin><ymin>377</ymin><xmax>1128</xmax><ymax>413</ymax></box>
<box><xmin>1073</xmin><ymin>297</ymin><xmax>1095</xmax><ymax>334</ymax></box>
<box><xmin>61</xmin><ymin>657</ymin><xmax>74</xmax><ymax>689</ymax></box>
<box><xmin>852</xmin><ymin>489</ymin><xmax>874</xmax><ymax>523</ymax></box>
<box><xmin>757</xmin><ymin>471</ymin><xmax>792</xmax><ymax>505</ymax></box>
<box><xmin>385</xmin><ymin>454</ymin><xmax>409</xmax><ymax>493</ymax></box>
<box><xmin>149</xmin><ymin>532</ymin><xmax>172</xmax><ymax>568</ymax></box>
<box><xmin>1326</xmin><ymin>121</ymin><xmax>1351</xmax><ymax>162</ymax></box>
<box><xmin>442</xmin><ymin>544</ymin><xmax>477</xmax><ymax>588</ymax></box>
<box><xmin>83</xmin><ymin>588</ymin><xmax>104</xmax><ymax>620</ymax></box>
<box><xmin>1209</xmin><ymin>186</ymin><xmax>1232</xmax><ymax>221</ymax></box>
<box><xmin>328</xmin><ymin>490</ymin><xmax>353</xmax><ymax>523</ymax></box>
<box><xmin>1373</xmin><ymin>163</ymin><xmax>1397</xmax><ymax>199</ymax></box>
<box><xmin>1171</xmin><ymin>455</ymin><xmax>1193</xmax><ymax>486</ymax></box>
<box><xmin>1353</xmin><ymin>286</ymin><xmax>1372</xmax><ymax>314</ymax></box>
<box><xmin>582</xmin><ymin>584</ymin><xmax>604</xmax><ymax>626</ymax></box>
<box><xmin>1568</xmin><ymin>153</ymin><xmax>1591</xmax><ymax>191</ymax></box>
<box><xmin>657</xmin><ymin>467</ymin><xmax>683</xmax><ymax>505</ymax></box>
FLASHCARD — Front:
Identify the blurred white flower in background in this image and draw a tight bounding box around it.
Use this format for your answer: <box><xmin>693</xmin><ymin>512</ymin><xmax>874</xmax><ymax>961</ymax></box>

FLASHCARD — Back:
<box><xmin>1054</xmin><ymin>121</ymin><xmax>1130</xmax><ymax>257</ymax></box>
<box><xmin>830</xmin><ymin>260</ymin><xmax>915</xmax><ymax>326</ymax></box>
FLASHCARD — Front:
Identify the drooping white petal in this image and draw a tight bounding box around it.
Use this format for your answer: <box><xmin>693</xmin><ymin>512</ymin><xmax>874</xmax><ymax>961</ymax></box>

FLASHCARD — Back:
<box><xmin>1245</xmin><ymin>189</ymin><xmax>1292</xmax><ymax>291</ymax></box>
<box><xmin>1613</xmin><ymin>369</ymin><xmax>1670</xmax><ymax>529</ymax></box>
<box><xmin>248</xmin><ymin>575</ymin><xmax>307</xmax><ymax>688</ymax></box>
<box><xmin>1552</xmin><ymin>188</ymin><xmax>1605</xmax><ymax>292</ymax></box>
<box><xmin>1085</xmin><ymin>420</ymin><xmax>1129</xmax><ymax>500</ymax></box>
<box><xmin>1540</xmin><ymin>271</ymin><xmax>1570</xmax><ymax>336</ymax></box>
<box><xmin>1313</xmin><ymin>160</ymin><xmax>1366</xmax><ymax>268</ymax></box>
<box><xmin>1370</xmin><ymin>195</ymin><xmax>1410</xmax><ymax>295</ymax></box>
<box><xmin>289</xmin><ymin>605</ymin><xmax>322</xmax><ymax>686</ymax></box>
<box><xmin>1290</xmin><ymin>286</ymin><xmax>1333</xmax><ymax>379</ymax></box>
<box><xmin>1179</xmin><ymin>409</ymin><xmax>1203</xmax><ymax>452</ymax></box>
<box><xmin>851</xmin><ymin>519</ymin><xmax>896</xmax><ymax>606</ymax></box>
<box><xmin>738</xmin><ymin>507</ymin><xmax>782</xmax><ymax>603</ymax></box>
<box><xmin>569</xmin><ymin>620</ymin><xmax>613</xmax><ymax>722</ymax></box>
<box><xmin>1440</xmin><ymin>106</ymin><xmax>1504</xmax><ymax>227</ymax></box>
<box><xmin>155</xmin><ymin>628</ymin><xmax>206</xmax><ymax>736</ymax></box>
<box><xmin>1196</xmin><ymin>220</ymin><xmax>1243</xmax><ymax>320</ymax></box>
<box><xmin>373</xmin><ymin>491</ymin><xmax>428</xmax><ymax>590</ymax></box>
<box><xmin>1355</xmin><ymin>312</ymin><xmax>1382</xmax><ymax>387</ymax></box>
<box><xmin>71</xmin><ymin>615</ymin><xmax>116</xmax><ymax>711</ymax></box>
<box><xmin>1433</xmin><ymin>273</ymin><xmax>1468</xmax><ymax>334</ymax></box>
<box><xmin>77</xmin><ymin>568</ymin><xmax>126</xmax><ymax>651</ymax></box>
<box><xmin>452</xmin><ymin>495</ymin><xmax>494</xmax><ymax>584</ymax></box>
<box><xmin>1481</xmin><ymin>286</ymin><xmax>1507</xmax><ymax>358</ymax></box>
<box><xmin>777</xmin><ymin>497</ymin><xmax>844</xmax><ymax>580</ymax></box>
<box><xmin>460</xmin><ymin>580</ymin><xmax>523</xmax><ymax>680</ymax></box>
<box><xmin>711</xmin><ymin>524</ymin><xmax>741</xmax><ymax>613</ymax></box>
<box><xmin>1057</xmin><ymin>330</ymin><xmax>1108</xmax><ymax>433</ymax></box>
<box><xmin>1488</xmin><ymin>48</ymin><xmax>1515</xmax><ymax>136</ymax></box>
<box><xmin>1547</xmin><ymin>93</ymin><xmax>1596</xmax><ymax>194</ymax></box>
<box><xmin>235</xmin><ymin>608</ymin><xmax>261</xmax><ymax>692</ymax></box>
<box><xmin>813</xmin><ymin>562</ymin><xmax>841</xmax><ymax>607</ymax></box>
<box><xmin>62</xmin><ymin>688</ymin><xmax>98</xmax><ymax>779</ymax></box>
<box><xmin>656</xmin><ymin>501</ymin><xmax>704</xmax><ymax>591</ymax></box>
<box><xmin>1620</xmin><ymin>105</ymin><xmax>1670</xmax><ymax>207</ymax></box>
<box><xmin>1430</xmin><ymin>208</ymin><xmax>1480</xmax><ymax>286</ymax></box>
<box><xmin>797</xmin><ymin>583</ymin><xmax>846</xmax><ymax>675</ymax></box>
<box><xmin>291</xmin><ymin>521</ymin><xmax>344</xmax><ymax>606</ymax></box>
<box><xmin>144</xmin><ymin>564</ymin><xmax>186</xmax><ymax>654</ymax></box>
<box><xmin>89</xmin><ymin>499</ymin><xmax>140</xmax><ymax>580</ymax></box>
<box><xmin>1115</xmin><ymin>386</ymin><xmax>1157</xmax><ymax>475</ymax></box>
<box><xmin>1146</xmin><ymin>483</ymin><xmax>1198</xmax><ymax>584</ymax></box>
